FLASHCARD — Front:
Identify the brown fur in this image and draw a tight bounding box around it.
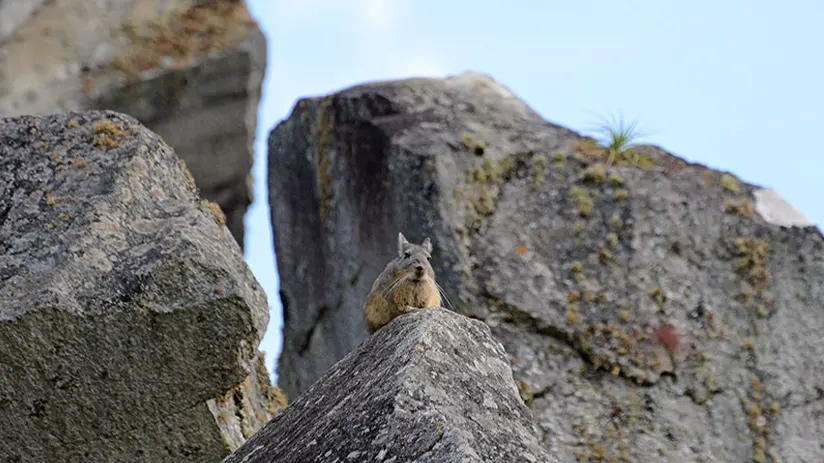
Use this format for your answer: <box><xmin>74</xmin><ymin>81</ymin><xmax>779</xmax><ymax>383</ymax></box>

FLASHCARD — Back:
<box><xmin>363</xmin><ymin>232</ymin><xmax>442</xmax><ymax>333</ymax></box>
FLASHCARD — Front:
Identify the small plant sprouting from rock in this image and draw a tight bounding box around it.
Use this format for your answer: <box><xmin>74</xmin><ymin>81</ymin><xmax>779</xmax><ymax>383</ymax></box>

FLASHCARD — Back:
<box><xmin>461</xmin><ymin>132</ymin><xmax>486</xmax><ymax>155</ymax></box>
<box><xmin>594</xmin><ymin>113</ymin><xmax>644</xmax><ymax>157</ymax></box>
<box><xmin>732</xmin><ymin>237</ymin><xmax>769</xmax><ymax>291</ymax></box>
<box><xmin>552</xmin><ymin>151</ymin><xmax>566</xmax><ymax>171</ymax></box>
<box><xmin>576</xmin><ymin>112</ymin><xmax>655</xmax><ymax>169</ymax></box>
<box><xmin>570</xmin><ymin>186</ymin><xmax>594</xmax><ymax>217</ymax></box>
<box><xmin>649</xmin><ymin>287</ymin><xmax>666</xmax><ymax>308</ymax></box>
<box><xmin>532</xmin><ymin>154</ymin><xmax>548</xmax><ymax>190</ymax></box>
<box><xmin>93</xmin><ymin>120</ymin><xmax>127</xmax><ymax>148</ymax></box>
<box><xmin>608</xmin><ymin>172</ymin><xmax>625</xmax><ymax>186</ymax></box>
<box><xmin>468</xmin><ymin>157</ymin><xmax>518</xmax><ymax>184</ymax></box>
<box><xmin>581</xmin><ymin>163</ymin><xmax>608</xmax><ymax>184</ymax></box>
<box><xmin>720</xmin><ymin>173</ymin><xmax>740</xmax><ymax>194</ymax></box>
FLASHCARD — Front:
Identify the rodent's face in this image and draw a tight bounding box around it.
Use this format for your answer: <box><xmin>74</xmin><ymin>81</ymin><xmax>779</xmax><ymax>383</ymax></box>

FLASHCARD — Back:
<box><xmin>398</xmin><ymin>243</ymin><xmax>435</xmax><ymax>281</ymax></box>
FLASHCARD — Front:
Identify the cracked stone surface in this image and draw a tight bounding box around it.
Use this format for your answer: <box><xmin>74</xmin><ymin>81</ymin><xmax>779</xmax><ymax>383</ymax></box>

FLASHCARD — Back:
<box><xmin>0</xmin><ymin>110</ymin><xmax>276</xmax><ymax>462</ymax></box>
<box><xmin>223</xmin><ymin>308</ymin><xmax>558</xmax><ymax>463</ymax></box>
<box><xmin>269</xmin><ymin>72</ymin><xmax>824</xmax><ymax>461</ymax></box>
<box><xmin>0</xmin><ymin>0</ymin><xmax>265</xmax><ymax>248</ymax></box>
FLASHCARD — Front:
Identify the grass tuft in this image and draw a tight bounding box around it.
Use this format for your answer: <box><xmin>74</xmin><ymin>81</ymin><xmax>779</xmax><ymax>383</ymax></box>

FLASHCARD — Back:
<box><xmin>583</xmin><ymin>112</ymin><xmax>655</xmax><ymax>168</ymax></box>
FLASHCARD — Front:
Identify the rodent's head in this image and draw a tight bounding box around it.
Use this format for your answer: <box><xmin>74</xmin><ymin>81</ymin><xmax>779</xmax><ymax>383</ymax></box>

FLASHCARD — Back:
<box><xmin>394</xmin><ymin>232</ymin><xmax>435</xmax><ymax>282</ymax></box>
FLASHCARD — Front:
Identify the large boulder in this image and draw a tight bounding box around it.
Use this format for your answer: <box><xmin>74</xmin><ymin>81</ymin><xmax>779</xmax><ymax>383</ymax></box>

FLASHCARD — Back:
<box><xmin>0</xmin><ymin>110</ymin><xmax>280</xmax><ymax>462</ymax></box>
<box><xmin>269</xmin><ymin>72</ymin><xmax>824</xmax><ymax>461</ymax></box>
<box><xmin>0</xmin><ymin>0</ymin><xmax>265</xmax><ymax>248</ymax></box>
<box><xmin>0</xmin><ymin>0</ymin><xmax>46</xmax><ymax>41</ymax></box>
<box><xmin>224</xmin><ymin>308</ymin><xmax>558</xmax><ymax>463</ymax></box>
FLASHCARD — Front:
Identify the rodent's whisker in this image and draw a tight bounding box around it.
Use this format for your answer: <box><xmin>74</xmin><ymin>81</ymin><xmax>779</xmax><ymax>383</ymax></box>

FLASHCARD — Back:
<box><xmin>434</xmin><ymin>280</ymin><xmax>454</xmax><ymax>311</ymax></box>
<box><xmin>382</xmin><ymin>274</ymin><xmax>407</xmax><ymax>297</ymax></box>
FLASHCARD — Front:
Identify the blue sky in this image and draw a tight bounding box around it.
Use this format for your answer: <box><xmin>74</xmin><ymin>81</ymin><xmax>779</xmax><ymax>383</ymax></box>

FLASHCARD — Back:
<box><xmin>243</xmin><ymin>0</ymin><xmax>824</xmax><ymax>380</ymax></box>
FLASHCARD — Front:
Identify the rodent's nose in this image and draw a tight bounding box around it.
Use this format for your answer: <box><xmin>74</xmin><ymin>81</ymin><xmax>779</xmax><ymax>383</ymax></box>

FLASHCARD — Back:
<box><xmin>415</xmin><ymin>264</ymin><xmax>424</xmax><ymax>275</ymax></box>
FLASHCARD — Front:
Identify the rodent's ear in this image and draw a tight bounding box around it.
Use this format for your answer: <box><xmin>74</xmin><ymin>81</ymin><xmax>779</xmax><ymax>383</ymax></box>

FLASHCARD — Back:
<box><xmin>397</xmin><ymin>232</ymin><xmax>408</xmax><ymax>256</ymax></box>
<box><xmin>422</xmin><ymin>237</ymin><xmax>432</xmax><ymax>253</ymax></box>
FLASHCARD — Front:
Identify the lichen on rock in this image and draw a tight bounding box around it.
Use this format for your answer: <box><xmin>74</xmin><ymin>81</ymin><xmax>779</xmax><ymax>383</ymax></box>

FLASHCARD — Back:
<box><xmin>0</xmin><ymin>110</ymin><xmax>274</xmax><ymax>462</ymax></box>
<box><xmin>223</xmin><ymin>308</ymin><xmax>558</xmax><ymax>463</ymax></box>
<box><xmin>269</xmin><ymin>71</ymin><xmax>824</xmax><ymax>462</ymax></box>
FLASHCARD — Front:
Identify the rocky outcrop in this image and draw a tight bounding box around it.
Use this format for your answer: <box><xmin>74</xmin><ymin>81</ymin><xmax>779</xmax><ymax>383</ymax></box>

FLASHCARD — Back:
<box><xmin>0</xmin><ymin>110</ymin><xmax>280</xmax><ymax>462</ymax></box>
<box><xmin>224</xmin><ymin>308</ymin><xmax>558</xmax><ymax>463</ymax></box>
<box><xmin>0</xmin><ymin>0</ymin><xmax>265</xmax><ymax>248</ymax></box>
<box><xmin>269</xmin><ymin>72</ymin><xmax>824</xmax><ymax>462</ymax></box>
<box><xmin>0</xmin><ymin>0</ymin><xmax>46</xmax><ymax>41</ymax></box>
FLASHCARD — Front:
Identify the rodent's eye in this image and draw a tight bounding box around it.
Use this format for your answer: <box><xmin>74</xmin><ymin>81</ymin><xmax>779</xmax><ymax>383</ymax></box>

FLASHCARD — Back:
<box><xmin>426</xmin><ymin>255</ymin><xmax>431</xmax><ymax>261</ymax></box>
<box><xmin>403</xmin><ymin>251</ymin><xmax>411</xmax><ymax>259</ymax></box>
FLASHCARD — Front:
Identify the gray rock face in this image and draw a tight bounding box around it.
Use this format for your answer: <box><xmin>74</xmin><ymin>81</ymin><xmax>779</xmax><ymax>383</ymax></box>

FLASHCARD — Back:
<box><xmin>0</xmin><ymin>0</ymin><xmax>265</xmax><ymax>248</ymax></box>
<box><xmin>0</xmin><ymin>110</ymin><xmax>273</xmax><ymax>462</ymax></box>
<box><xmin>224</xmin><ymin>308</ymin><xmax>558</xmax><ymax>463</ymax></box>
<box><xmin>269</xmin><ymin>72</ymin><xmax>824</xmax><ymax>461</ymax></box>
<box><xmin>0</xmin><ymin>0</ymin><xmax>46</xmax><ymax>42</ymax></box>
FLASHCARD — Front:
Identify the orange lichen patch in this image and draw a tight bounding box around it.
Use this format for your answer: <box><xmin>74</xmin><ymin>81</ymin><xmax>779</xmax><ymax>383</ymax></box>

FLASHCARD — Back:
<box><xmin>566</xmin><ymin>303</ymin><xmax>583</xmax><ymax>325</ymax></box>
<box><xmin>723</xmin><ymin>197</ymin><xmax>755</xmax><ymax>218</ymax></box>
<box><xmin>703</xmin><ymin>171</ymin><xmax>712</xmax><ymax>186</ymax></box>
<box><xmin>44</xmin><ymin>190</ymin><xmax>56</xmax><ymax>206</ymax></box>
<box><xmin>252</xmin><ymin>352</ymin><xmax>288</xmax><ymax>414</ymax></box>
<box><xmin>515</xmin><ymin>380</ymin><xmax>535</xmax><ymax>407</ymax></box>
<box><xmin>517</xmin><ymin>245</ymin><xmax>527</xmax><ymax>255</ymax></box>
<box><xmin>572</xmin><ymin>138</ymin><xmax>604</xmax><ymax>156</ymax></box>
<box><xmin>201</xmin><ymin>199</ymin><xmax>226</xmax><ymax>226</ymax></box>
<box><xmin>93</xmin><ymin>120</ymin><xmax>126</xmax><ymax>148</ymax></box>
<box><xmin>48</xmin><ymin>152</ymin><xmax>63</xmax><ymax>165</ymax></box>
<box><xmin>179</xmin><ymin>159</ymin><xmax>197</xmax><ymax>188</ymax></box>
<box><xmin>113</xmin><ymin>1</ymin><xmax>257</xmax><ymax>78</ymax></box>
<box><xmin>268</xmin><ymin>386</ymin><xmax>289</xmax><ymax>412</ymax></box>
<box><xmin>652</xmin><ymin>323</ymin><xmax>680</xmax><ymax>354</ymax></box>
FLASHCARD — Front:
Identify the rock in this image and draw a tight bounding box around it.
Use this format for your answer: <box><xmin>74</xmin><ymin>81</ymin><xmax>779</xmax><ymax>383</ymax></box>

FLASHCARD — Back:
<box><xmin>0</xmin><ymin>0</ymin><xmax>265</xmax><ymax>248</ymax></box>
<box><xmin>224</xmin><ymin>308</ymin><xmax>558</xmax><ymax>463</ymax></box>
<box><xmin>269</xmin><ymin>71</ymin><xmax>824</xmax><ymax>461</ymax></box>
<box><xmin>209</xmin><ymin>351</ymin><xmax>289</xmax><ymax>451</ymax></box>
<box><xmin>0</xmin><ymin>0</ymin><xmax>46</xmax><ymax>42</ymax></box>
<box><xmin>0</xmin><ymin>110</ymin><xmax>275</xmax><ymax>462</ymax></box>
<box><xmin>753</xmin><ymin>188</ymin><xmax>814</xmax><ymax>228</ymax></box>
